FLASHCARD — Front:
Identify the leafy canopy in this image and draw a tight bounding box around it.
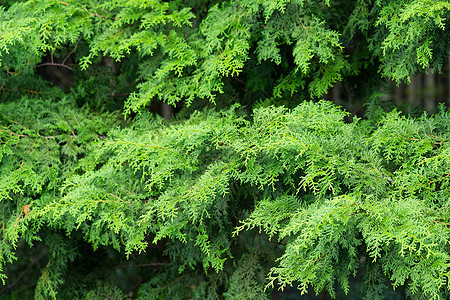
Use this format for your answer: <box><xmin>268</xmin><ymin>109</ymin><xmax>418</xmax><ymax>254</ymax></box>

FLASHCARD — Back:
<box><xmin>0</xmin><ymin>0</ymin><xmax>450</xmax><ymax>299</ymax></box>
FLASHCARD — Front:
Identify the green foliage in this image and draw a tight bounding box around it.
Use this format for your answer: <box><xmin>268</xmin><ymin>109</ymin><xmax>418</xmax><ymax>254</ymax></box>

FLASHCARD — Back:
<box><xmin>375</xmin><ymin>0</ymin><xmax>450</xmax><ymax>82</ymax></box>
<box><xmin>0</xmin><ymin>97</ymin><xmax>120</xmax><ymax>297</ymax></box>
<box><xmin>2</xmin><ymin>0</ymin><xmax>449</xmax><ymax>108</ymax></box>
<box><xmin>1</xmin><ymin>0</ymin><xmax>450</xmax><ymax>299</ymax></box>
<box><xmin>2</xmin><ymin>96</ymin><xmax>450</xmax><ymax>298</ymax></box>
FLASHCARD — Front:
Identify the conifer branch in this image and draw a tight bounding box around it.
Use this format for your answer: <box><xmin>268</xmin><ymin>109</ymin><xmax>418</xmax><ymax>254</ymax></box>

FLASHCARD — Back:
<box><xmin>0</xmin><ymin>87</ymin><xmax>44</xmax><ymax>94</ymax></box>
<box><xmin>61</xmin><ymin>40</ymin><xmax>79</xmax><ymax>65</ymax></box>
<box><xmin>35</xmin><ymin>62</ymin><xmax>73</xmax><ymax>71</ymax></box>
<box><xmin>83</xmin><ymin>7</ymin><xmax>117</xmax><ymax>21</ymax></box>
<box><xmin>430</xmin><ymin>220</ymin><xmax>450</xmax><ymax>226</ymax></box>
<box><xmin>1</xmin><ymin>0</ymin><xmax>450</xmax><ymax>298</ymax></box>
<box><xmin>1</xmin><ymin>128</ymin><xmax>77</xmax><ymax>140</ymax></box>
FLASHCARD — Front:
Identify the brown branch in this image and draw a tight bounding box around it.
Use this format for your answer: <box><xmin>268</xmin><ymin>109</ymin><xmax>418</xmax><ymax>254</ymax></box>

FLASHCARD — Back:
<box><xmin>62</xmin><ymin>40</ymin><xmax>80</xmax><ymax>65</ymax></box>
<box><xmin>84</xmin><ymin>7</ymin><xmax>116</xmax><ymax>20</ymax></box>
<box><xmin>402</xmin><ymin>136</ymin><xmax>420</xmax><ymax>141</ymax></box>
<box><xmin>1</xmin><ymin>128</ymin><xmax>77</xmax><ymax>140</ymax></box>
<box><xmin>126</xmin><ymin>279</ymin><xmax>145</xmax><ymax>297</ymax></box>
<box><xmin>163</xmin><ymin>273</ymin><xmax>189</xmax><ymax>290</ymax></box>
<box><xmin>56</xmin><ymin>1</ymin><xmax>115</xmax><ymax>20</ymax></box>
<box><xmin>429</xmin><ymin>173</ymin><xmax>450</xmax><ymax>185</ymax></box>
<box><xmin>402</xmin><ymin>134</ymin><xmax>448</xmax><ymax>145</ymax></box>
<box><xmin>35</xmin><ymin>62</ymin><xmax>73</xmax><ymax>71</ymax></box>
<box><xmin>21</xmin><ymin>88</ymin><xmax>44</xmax><ymax>94</ymax></box>
<box><xmin>43</xmin><ymin>134</ymin><xmax>77</xmax><ymax>140</ymax></box>
<box><xmin>118</xmin><ymin>140</ymin><xmax>192</xmax><ymax>156</ymax></box>
<box><xmin>1</xmin><ymin>127</ymin><xmax>28</xmax><ymax>137</ymax></box>
<box><xmin>431</xmin><ymin>220</ymin><xmax>450</xmax><ymax>226</ymax></box>
<box><xmin>115</xmin><ymin>263</ymin><xmax>166</xmax><ymax>268</ymax></box>
<box><xmin>109</xmin><ymin>193</ymin><xmax>126</xmax><ymax>203</ymax></box>
<box><xmin>231</xmin><ymin>76</ymin><xmax>246</xmax><ymax>86</ymax></box>
<box><xmin>426</xmin><ymin>133</ymin><xmax>445</xmax><ymax>140</ymax></box>
<box><xmin>0</xmin><ymin>251</ymin><xmax>48</xmax><ymax>294</ymax></box>
<box><xmin>0</xmin><ymin>87</ymin><xmax>44</xmax><ymax>94</ymax></box>
<box><xmin>218</xmin><ymin>48</ymin><xmax>225</xmax><ymax>59</ymax></box>
<box><xmin>300</xmin><ymin>19</ymin><xmax>307</xmax><ymax>31</ymax></box>
<box><xmin>110</xmin><ymin>79</ymin><xmax>143</xmax><ymax>97</ymax></box>
<box><xmin>312</xmin><ymin>253</ymin><xmax>326</xmax><ymax>264</ymax></box>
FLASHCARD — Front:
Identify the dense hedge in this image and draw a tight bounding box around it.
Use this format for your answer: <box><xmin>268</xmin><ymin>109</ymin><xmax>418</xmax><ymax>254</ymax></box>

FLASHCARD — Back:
<box><xmin>1</xmin><ymin>0</ymin><xmax>450</xmax><ymax>299</ymax></box>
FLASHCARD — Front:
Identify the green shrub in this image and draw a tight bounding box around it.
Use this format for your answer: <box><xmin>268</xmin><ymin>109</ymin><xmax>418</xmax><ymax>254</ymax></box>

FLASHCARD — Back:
<box><xmin>1</xmin><ymin>0</ymin><xmax>450</xmax><ymax>299</ymax></box>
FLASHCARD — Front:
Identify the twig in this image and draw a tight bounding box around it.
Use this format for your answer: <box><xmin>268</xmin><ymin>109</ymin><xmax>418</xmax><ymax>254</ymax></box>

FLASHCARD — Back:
<box><xmin>429</xmin><ymin>173</ymin><xmax>450</xmax><ymax>185</ymax></box>
<box><xmin>1</xmin><ymin>127</ymin><xmax>28</xmax><ymax>138</ymax></box>
<box><xmin>109</xmin><ymin>193</ymin><xmax>125</xmax><ymax>203</ymax></box>
<box><xmin>426</xmin><ymin>133</ymin><xmax>445</xmax><ymax>140</ymax></box>
<box><xmin>231</xmin><ymin>76</ymin><xmax>246</xmax><ymax>86</ymax></box>
<box><xmin>217</xmin><ymin>48</ymin><xmax>225</xmax><ymax>60</ymax></box>
<box><xmin>402</xmin><ymin>134</ymin><xmax>448</xmax><ymax>145</ymax></box>
<box><xmin>312</xmin><ymin>253</ymin><xmax>326</xmax><ymax>264</ymax></box>
<box><xmin>0</xmin><ymin>87</ymin><xmax>44</xmax><ymax>94</ymax></box>
<box><xmin>116</xmin><ymin>79</ymin><xmax>142</xmax><ymax>95</ymax></box>
<box><xmin>117</xmin><ymin>140</ymin><xmax>192</xmax><ymax>156</ymax></box>
<box><xmin>300</xmin><ymin>19</ymin><xmax>308</xmax><ymax>33</ymax></box>
<box><xmin>0</xmin><ymin>251</ymin><xmax>48</xmax><ymax>293</ymax></box>
<box><xmin>162</xmin><ymin>273</ymin><xmax>188</xmax><ymax>290</ymax></box>
<box><xmin>115</xmin><ymin>263</ymin><xmax>166</xmax><ymax>268</ymax></box>
<box><xmin>126</xmin><ymin>280</ymin><xmax>144</xmax><ymax>297</ymax></box>
<box><xmin>431</xmin><ymin>220</ymin><xmax>450</xmax><ymax>226</ymax></box>
<box><xmin>35</xmin><ymin>62</ymin><xmax>73</xmax><ymax>71</ymax></box>
<box><xmin>84</xmin><ymin>7</ymin><xmax>116</xmax><ymax>20</ymax></box>
<box><xmin>62</xmin><ymin>40</ymin><xmax>79</xmax><ymax>65</ymax></box>
<box><xmin>2</xmin><ymin>128</ymin><xmax>77</xmax><ymax>140</ymax></box>
<box><xmin>56</xmin><ymin>1</ymin><xmax>115</xmax><ymax>20</ymax></box>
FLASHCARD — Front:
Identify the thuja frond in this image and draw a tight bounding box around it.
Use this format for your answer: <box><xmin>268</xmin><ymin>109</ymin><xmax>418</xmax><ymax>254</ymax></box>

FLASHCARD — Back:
<box><xmin>2</xmin><ymin>0</ymin><xmax>450</xmax><ymax>298</ymax></box>
<box><xmin>0</xmin><ymin>97</ymin><xmax>120</xmax><ymax>297</ymax></box>
<box><xmin>4</xmin><ymin>0</ymin><xmax>448</xmax><ymax>110</ymax></box>
<box><xmin>1</xmin><ymin>95</ymin><xmax>450</xmax><ymax>297</ymax></box>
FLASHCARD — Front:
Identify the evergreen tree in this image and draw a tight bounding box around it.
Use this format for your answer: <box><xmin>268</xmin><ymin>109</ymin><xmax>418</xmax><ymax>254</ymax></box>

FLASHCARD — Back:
<box><xmin>0</xmin><ymin>0</ymin><xmax>450</xmax><ymax>299</ymax></box>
